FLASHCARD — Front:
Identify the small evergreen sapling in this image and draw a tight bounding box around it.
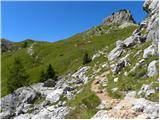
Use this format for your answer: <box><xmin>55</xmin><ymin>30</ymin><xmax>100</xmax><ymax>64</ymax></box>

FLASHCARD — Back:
<box><xmin>83</xmin><ymin>53</ymin><xmax>91</xmax><ymax>65</ymax></box>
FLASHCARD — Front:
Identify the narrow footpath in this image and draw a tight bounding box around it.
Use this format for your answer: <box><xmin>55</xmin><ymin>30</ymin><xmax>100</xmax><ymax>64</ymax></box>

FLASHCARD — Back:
<box><xmin>91</xmin><ymin>71</ymin><xmax>138</xmax><ymax>119</ymax></box>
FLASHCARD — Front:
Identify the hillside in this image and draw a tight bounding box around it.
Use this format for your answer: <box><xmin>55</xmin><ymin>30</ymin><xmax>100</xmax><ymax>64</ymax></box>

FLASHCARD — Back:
<box><xmin>0</xmin><ymin>0</ymin><xmax>159</xmax><ymax>119</ymax></box>
<box><xmin>1</xmin><ymin>12</ymin><xmax>137</xmax><ymax>96</ymax></box>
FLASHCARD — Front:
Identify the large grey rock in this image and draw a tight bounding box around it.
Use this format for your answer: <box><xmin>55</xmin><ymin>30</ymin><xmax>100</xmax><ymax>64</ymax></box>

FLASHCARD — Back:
<box><xmin>123</xmin><ymin>36</ymin><xmax>137</xmax><ymax>47</ymax></box>
<box><xmin>91</xmin><ymin>110</ymin><xmax>108</xmax><ymax>119</ymax></box>
<box><xmin>92</xmin><ymin>52</ymin><xmax>101</xmax><ymax>60</ymax></box>
<box><xmin>14</xmin><ymin>113</ymin><xmax>33</xmax><ymax>119</ymax></box>
<box><xmin>72</xmin><ymin>66</ymin><xmax>89</xmax><ymax>84</ymax></box>
<box><xmin>112</xmin><ymin>54</ymin><xmax>129</xmax><ymax>74</ymax></box>
<box><xmin>107</xmin><ymin>47</ymin><xmax>123</xmax><ymax>61</ymax></box>
<box><xmin>143</xmin><ymin>45</ymin><xmax>158</xmax><ymax>58</ymax></box>
<box><xmin>0</xmin><ymin>111</ymin><xmax>15</xmax><ymax>119</ymax></box>
<box><xmin>32</xmin><ymin>106</ymin><xmax>70</xmax><ymax>119</ymax></box>
<box><xmin>132</xmin><ymin>98</ymin><xmax>159</xmax><ymax>119</ymax></box>
<box><xmin>0</xmin><ymin>87</ymin><xmax>37</xmax><ymax>118</ymax></box>
<box><xmin>43</xmin><ymin>79</ymin><xmax>56</xmax><ymax>87</ymax></box>
<box><xmin>123</xmin><ymin>34</ymin><xmax>144</xmax><ymax>48</ymax></box>
<box><xmin>116</xmin><ymin>40</ymin><xmax>125</xmax><ymax>48</ymax></box>
<box><xmin>138</xmin><ymin>83</ymin><xmax>155</xmax><ymax>97</ymax></box>
<box><xmin>46</xmin><ymin>89</ymin><xmax>63</xmax><ymax>103</ymax></box>
<box><xmin>147</xmin><ymin>60</ymin><xmax>158</xmax><ymax>77</ymax></box>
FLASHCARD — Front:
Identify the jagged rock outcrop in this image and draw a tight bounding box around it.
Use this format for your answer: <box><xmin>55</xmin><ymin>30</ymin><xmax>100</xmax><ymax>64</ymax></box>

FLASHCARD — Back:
<box><xmin>143</xmin><ymin>0</ymin><xmax>159</xmax><ymax>47</ymax></box>
<box><xmin>102</xmin><ymin>9</ymin><xmax>136</xmax><ymax>26</ymax></box>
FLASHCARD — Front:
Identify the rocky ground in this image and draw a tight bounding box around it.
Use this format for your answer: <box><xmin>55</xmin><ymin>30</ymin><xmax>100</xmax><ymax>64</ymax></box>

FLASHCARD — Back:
<box><xmin>0</xmin><ymin>0</ymin><xmax>159</xmax><ymax>119</ymax></box>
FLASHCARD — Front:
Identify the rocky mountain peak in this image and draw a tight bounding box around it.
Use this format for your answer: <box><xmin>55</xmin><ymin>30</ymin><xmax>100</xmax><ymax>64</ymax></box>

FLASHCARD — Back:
<box><xmin>102</xmin><ymin>9</ymin><xmax>136</xmax><ymax>26</ymax></box>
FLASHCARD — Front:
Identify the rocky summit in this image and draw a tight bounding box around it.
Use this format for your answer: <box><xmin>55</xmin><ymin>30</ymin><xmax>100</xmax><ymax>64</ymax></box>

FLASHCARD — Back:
<box><xmin>102</xmin><ymin>9</ymin><xmax>136</xmax><ymax>26</ymax></box>
<box><xmin>0</xmin><ymin>0</ymin><xmax>159</xmax><ymax>119</ymax></box>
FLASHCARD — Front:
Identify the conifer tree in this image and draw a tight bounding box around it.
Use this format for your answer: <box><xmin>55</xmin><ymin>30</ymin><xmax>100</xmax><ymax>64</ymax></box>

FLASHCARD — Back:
<box><xmin>83</xmin><ymin>53</ymin><xmax>91</xmax><ymax>65</ymax></box>
<box><xmin>7</xmin><ymin>57</ymin><xmax>29</xmax><ymax>92</ymax></box>
<box><xmin>45</xmin><ymin>64</ymin><xmax>56</xmax><ymax>80</ymax></box>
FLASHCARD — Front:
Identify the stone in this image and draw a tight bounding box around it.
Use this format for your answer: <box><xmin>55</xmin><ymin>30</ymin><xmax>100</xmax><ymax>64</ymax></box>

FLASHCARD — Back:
<box><xmin>123</xmin><ymin>35</ymin><xmax>140</xmax><ymax>47</ymax></box>
<box><xmin>138</xmin><ymin>84</ymin><xmax>155</xmax><ymax>97</ymax></box>
<box><xmin>32</xmin><ymin>106</ymin><xmax>70</xmax><ymax>119</ymax></box>
<box><xmin>91</xmin><ymin>110</ymin><xmax>108</xmax><ymax>119</ymax></box>
<box><xmin>112</xmin><ymin>61</ymin><xmax>125</xmax><ymax>74</ymax></box>
<box><xmin>107</xmin><ymin>47</ymin><xmax>123</xmax><ymax>61</ymax></box>
<box><xmin>125</xmin><ymin>91</ymin><xmax>136</xmax><ymax>99</ymax></box>
<box><xmin>143</xmin><ymin>45</ymin><xmax>158</xmax><ymax>59</ymax></box>
<box><xmin>146</xmin><ymin>89</ymin><xmax>155</xmax><ymax>97</ymax></box>
<box><xmin>0</xmin><ymin>86</ymin><xmax>37</xmax><ymax>119</ymax></box>
<box><xmin>131</xmin><ymin>98</ymin><xmax>159</xmax><ymax>119</ymax></box>
<box><xmin>43</xmin><ymin>79</ymin><xmax>56</xmax><ymax>87</ymax></box>
<box><xmin>30</xmin><ymin>83</ymin><xmax>44</xmax><ymax>92</ymax></box>
<box><xmin>116</xmin><ymin>40</ymin><xmax>125</xmax><ymax>48</ymax></box>
<box><xmin>46</xmin><ymin>89</ymin><xmax>63</xmax><ymax>103</ymax></box>
<box><xmin>63</xmin><ymin>86</ymin><xmax>75</xmax><ymax>94</ymax></box>
<box><xmin>112</xmin><ymin>88</ymin><xmax>118</xmax><ymax>92</ymax></box>
<box><xmin>112</xmin><ymin>54</ymin><xmax>130</xmax><ymax>74</ymax></box>
<box><xmin>14</xmin><ymin>113</ymin><xmax>33</xmax><ymax>119</ymax></box>
<box><xmin>66</xmin><ymin>91</ymin><xmax>75</xmax><ymax>100</ymax></box>
<box><xmin>147</xmin><ymin>60</ymin><xmax>158</xmax><ymax>77</ymax></box>
<box><xmin>113</xmin><ymin>77</ymin><xmax>118</xmax><ymax>83</ymax></box>
<box><xmin>92</xmin><ymin>52</ymin><xmax>101</xmax><ymax>60</ymax></box>
<box><xmin>137</xmin><ymin>113</ymin><xmax>148</xmax><ymax>119</ymax></box>
<box><xmin>0</xmin><ymin>111</ymin><xmax>14</xmax><ymax>119</ymax></box>
<box><xmin>96</xmin><ymin>101</ymin><xmax>106</xmax><ymax>110</ymax></box>
<box><xmin>72</xmin><ymin>66</ymin><xmax>89</xmax><ymax>84</ymax></box>
<box><xmin>124</xmin><ymin>71</ymin><xmax>128</xmax><ymax>76</ymax></box>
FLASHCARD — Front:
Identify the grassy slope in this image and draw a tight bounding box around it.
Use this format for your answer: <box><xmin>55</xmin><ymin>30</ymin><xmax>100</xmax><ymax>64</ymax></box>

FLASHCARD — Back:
<box><xmin>1</xmin><ymin>25</ymin><xmax>137</xmax><ymax>96</ymax></box>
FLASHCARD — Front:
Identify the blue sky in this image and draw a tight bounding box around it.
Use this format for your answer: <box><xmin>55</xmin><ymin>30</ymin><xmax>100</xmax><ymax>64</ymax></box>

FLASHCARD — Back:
<box><xmin>1</xmin><ymin>1</ymin><xmax>147</xmax><ymax>42</ymax></box>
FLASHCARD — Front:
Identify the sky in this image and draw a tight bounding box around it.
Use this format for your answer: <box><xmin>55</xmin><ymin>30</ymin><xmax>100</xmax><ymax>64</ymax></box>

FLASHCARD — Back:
<box><xmin>1</xmin><ymin>1</ymin><xmax>147</xmax><ymax>42</ymax></box>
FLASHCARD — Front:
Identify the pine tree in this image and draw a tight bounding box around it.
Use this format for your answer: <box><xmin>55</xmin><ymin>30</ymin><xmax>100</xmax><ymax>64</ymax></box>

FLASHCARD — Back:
<box><xmin>23</xmin><ymin>41</ymin><xmax>28</xmax><ymax>48</ymax></box>
<box><xmin>83</xmin><ymin>53</ymin><xmax>91</xmax><ymax>65</ymax></box>
<box><xmin>39</xmin><ymin>70</ymin><xmax>46</xmax><ymax>82</ymax></box>
<box><xmin>45</xmin><ymin>64</ymin><xmax>56</xmax><ymax>80</ymax></box>
<box><xmin>7</xmin><ymin>57</ymin><xmax>29</xmax><ymax>93</ymax></box>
